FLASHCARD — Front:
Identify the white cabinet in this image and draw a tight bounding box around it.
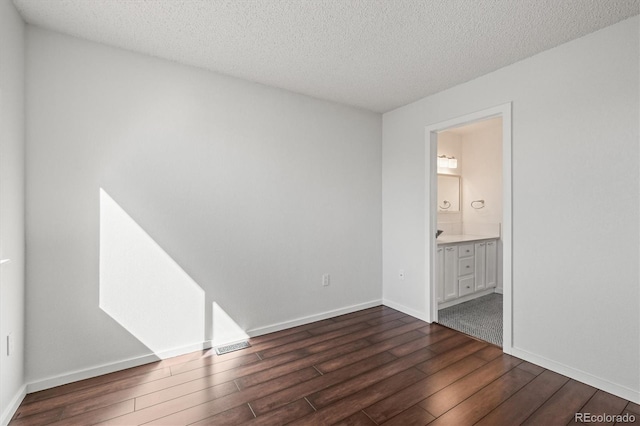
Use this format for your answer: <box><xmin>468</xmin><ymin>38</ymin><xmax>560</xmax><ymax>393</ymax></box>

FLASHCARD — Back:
<box><xmin>458</xmin><ymin>276</ymin><xmax>475</xmax><ymax>297</ymax></box>
<box><xmin>474</xmin><ymin>242</ymin><xmax>486</xmax><ymax>291</ymax></box>
<box><xmin>458</xmin><ymin>244</ymin><xmax>474</xmax><ymax>258</ymax></box>
<box><xmin>457</xmin><ymin>243</ymin><xmax>475</xmax><ymax>297</ymax></box>
<box><xmin>458</xmin><ymin>257</ymin><xmax>474</xmax><ymax>275</ymax></box>
<box><xmin>485</xmin><ymin>240</ymin><xmax>497</xmax><ymax>288</ymax></box>
<box><xmin>443</xmin><ymin>246</ymin><xmax>458</xmax><ymax>301</ymax></box>
<box><xmin>436</xmin><ymin>247</ymin><xmax>444</xmax><ymax>303</ymax></box>
<box><xmin>437</xmin><ymin>238</ymin><xmax>498</xmax><ymax>306</ymax></box>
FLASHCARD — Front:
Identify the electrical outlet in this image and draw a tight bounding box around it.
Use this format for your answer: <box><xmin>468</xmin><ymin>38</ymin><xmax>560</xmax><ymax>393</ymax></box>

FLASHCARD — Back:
<box><xmin>399</xmin><ymin>269</ymin><xmax>405</xmax><ymax>280</ymax></box>
<box><xmin>322</xmin><ymin>273</ymin><xmax>330</xmax><ymax>287</ymax></box>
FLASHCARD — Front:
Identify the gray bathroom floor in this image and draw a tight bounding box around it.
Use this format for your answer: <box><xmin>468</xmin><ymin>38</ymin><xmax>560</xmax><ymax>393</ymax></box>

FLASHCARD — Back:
<box><xmin>438</xmin><ymin>293</ymin><xmax>502</xmax><ymax>347</ymax></box>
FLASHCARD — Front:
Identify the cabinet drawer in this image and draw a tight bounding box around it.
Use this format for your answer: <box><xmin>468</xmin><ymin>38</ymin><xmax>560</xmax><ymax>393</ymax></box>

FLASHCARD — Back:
<box><xmin>458</xmin><ymin>257</ymin><xmax>474</xmax><ymax>276</ymax></box>
<box><xmin>459</xmin><ymin>276</ymin><xmax>475</xmax><ymax>296</ymax></box>
<box><xmin>458</xmin><ymin>244</ymin><xmax>474</xmax><ymax>257</ymax></box>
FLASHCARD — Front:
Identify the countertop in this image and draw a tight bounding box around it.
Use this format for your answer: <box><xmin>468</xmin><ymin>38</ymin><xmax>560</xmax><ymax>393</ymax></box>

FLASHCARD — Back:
<box><xmin>436</xmin><ymin>234</ymin><xmax>499</xmax><ymax>245</ymax></box>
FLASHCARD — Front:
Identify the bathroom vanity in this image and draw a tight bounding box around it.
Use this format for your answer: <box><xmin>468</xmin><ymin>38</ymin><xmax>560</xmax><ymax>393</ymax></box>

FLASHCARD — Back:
<box><xmin>436</xmin><ymin>235</ymin><xmax>498</xmax><ymax>308</ymax></box>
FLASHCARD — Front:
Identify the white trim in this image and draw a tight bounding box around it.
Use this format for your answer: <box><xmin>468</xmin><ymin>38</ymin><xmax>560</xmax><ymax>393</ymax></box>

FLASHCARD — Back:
<box><xmin>493</xmin><ymin>287</ymin><xmax>504</xmax><ymax>295</ymax></box>
<box><xmin>26</xmin><ymin>341</ymin><xmax>210</xmax><ymax>393</ymax></box>
<box><xmin>501</xmin><ymin>104</ymin><xmax>513</xmax><ymax>355</ymax></box>
<box><xmin>427</xmin><ymin>131</ymin><xmax>438</xmax><ymax>324</ymax></box>
<box><xmin>511</xmin><ymin>347</ymin><xmax>640</xmax><ymax>404</ymax></box>
<box><xmin>382</xmin><ymin>299</ymin><xmax>429</xmax><ymax>323</ymax></box>
<box><xmin>1</xmin><ymin>384</ymin><xmax>26</xmax><ymax>426</ymax></box>
<box><xmin>247</xmin><ymin>299</ymin><xmax>383</xmax><ymax>337</ymax></box>
<box><xmin>425</xmin><ymin>102</ymin><xmax>513</xmax><ymax>354</ymax></box>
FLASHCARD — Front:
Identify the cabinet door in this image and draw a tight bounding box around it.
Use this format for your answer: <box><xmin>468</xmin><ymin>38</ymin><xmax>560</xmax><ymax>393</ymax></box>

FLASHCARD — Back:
<box><xmin>486</xmin><ymin>240</ymin><xmax>497</xmax><ymax>288</ymax></box>
<box><xmin>458</xmin><ymin>244</ymin><xmax>474</xmax><ymax>258</ymax></box>
<box><xmin>436</xmin><ymin>247</ymin><xmax>444</xmax><ymax>303</ymax></box>
<box><xmin>459</xmin><ymin>276</ymin><xmax>475</xmax><ymax>297</ymax></box>
<box><xmin>474</xmin><ymin>242</ymin><xmax>486</xmax><ymax>291</ymax></box>
<box><xmin>443</xmin><ymin>246</ymin><xmax>458</xmax><ymax>301</ymax></box>
<box><xmin>458</xmin><ymin>257</ymin><xmax>474</xmax><ymax>276</ymax></box>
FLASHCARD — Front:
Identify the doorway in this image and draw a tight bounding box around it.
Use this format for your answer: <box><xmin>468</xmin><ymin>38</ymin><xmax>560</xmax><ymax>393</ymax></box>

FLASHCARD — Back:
<box><xmin>425</xmin><ymin>103</ymin><xmax>512</xmax><ymax>353</ymax></box>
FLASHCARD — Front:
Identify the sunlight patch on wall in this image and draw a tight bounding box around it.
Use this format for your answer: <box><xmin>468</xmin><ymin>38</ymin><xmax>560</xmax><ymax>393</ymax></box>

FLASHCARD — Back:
<box><xmin>99</xmin><ymin>188</ymin><xmax>205</xmax><ymax>355</ymax></box>
<box><xmin>212</xmin><ymin>302</ymin><xmax>249</xmax><ymax>347</ymax></box>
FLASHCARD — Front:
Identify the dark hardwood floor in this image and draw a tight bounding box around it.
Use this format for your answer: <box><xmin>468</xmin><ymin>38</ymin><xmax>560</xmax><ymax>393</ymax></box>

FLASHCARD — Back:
<box><xmin>9</xmin><ymin>306</ymin><xmax>639</xmax><ymax>425</ymax></box>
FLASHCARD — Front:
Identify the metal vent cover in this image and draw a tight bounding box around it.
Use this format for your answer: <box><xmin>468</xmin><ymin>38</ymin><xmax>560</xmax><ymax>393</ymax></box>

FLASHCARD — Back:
<box><xmin>214</xmin><ymin>341</ymin><xmax>251</xmax><ymax>355</ymax></box>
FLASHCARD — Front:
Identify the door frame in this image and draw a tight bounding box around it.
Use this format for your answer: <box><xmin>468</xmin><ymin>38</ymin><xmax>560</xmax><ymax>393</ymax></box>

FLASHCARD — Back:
<box><xmin>425</xmin><ymin>103</ymin><xmax>512</xmax><ymax>353</ymax></box>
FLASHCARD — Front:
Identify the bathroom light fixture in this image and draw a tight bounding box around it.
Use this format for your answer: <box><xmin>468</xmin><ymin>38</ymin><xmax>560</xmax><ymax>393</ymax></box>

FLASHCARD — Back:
<box><xmin>437</xmin><ymin>155</ymin><xmax>458</xmax><ymax>168</ymax></box>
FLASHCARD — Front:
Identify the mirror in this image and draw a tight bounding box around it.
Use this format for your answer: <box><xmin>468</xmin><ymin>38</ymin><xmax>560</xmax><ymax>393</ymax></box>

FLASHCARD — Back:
<box><xmin>438</xmin><ymin>174</ymin><xmax>461</xmax><ymax>212</ymax></box>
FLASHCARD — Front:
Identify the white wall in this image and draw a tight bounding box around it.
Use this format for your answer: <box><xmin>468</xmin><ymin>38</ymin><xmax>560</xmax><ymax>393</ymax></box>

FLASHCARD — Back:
<box><xmin>25</xmin><ymin>27</ymin><xmax>382</xmax><ymax>387</ymax></box>
<box><xmin>0</xmin><ymin>0</ymin><xmax>26</xmax><ymax>423</ymax></box>
<box><xmin>460</xmin><ymin>119</ymin><xmax>502</xmax><ymax>227</ymax></box>
<box><xmin>382</xmin><ymin>16</ymin><xmax>639</xmax><ymax>402</ymax></box>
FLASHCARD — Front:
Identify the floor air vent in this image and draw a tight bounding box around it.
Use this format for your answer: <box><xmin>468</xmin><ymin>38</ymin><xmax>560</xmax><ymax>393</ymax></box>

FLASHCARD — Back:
<box><xmin>214</xmin><ymin>341</ymin><xmax>251</xmax><ymax>355</ymax></box>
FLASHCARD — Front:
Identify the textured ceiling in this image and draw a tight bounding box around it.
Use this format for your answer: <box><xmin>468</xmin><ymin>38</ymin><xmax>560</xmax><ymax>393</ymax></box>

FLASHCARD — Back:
<box><xmin>12</xmin><ymin>0</ymin><xmax>640</xmax><ymax>112</ymax></box>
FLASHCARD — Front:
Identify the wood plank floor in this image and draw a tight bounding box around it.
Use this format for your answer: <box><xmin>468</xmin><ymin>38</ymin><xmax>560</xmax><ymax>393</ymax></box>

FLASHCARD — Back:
<box><xmin>10</xmin><ymin>306</ymin><xmax>639</xmax><ymax>425</ymax></box>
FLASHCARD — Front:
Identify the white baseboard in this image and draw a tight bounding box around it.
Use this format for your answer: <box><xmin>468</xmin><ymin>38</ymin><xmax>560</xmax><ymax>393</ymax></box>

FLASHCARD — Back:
<box><xmin>247</xmin><ymin>299</ymin><xmax>383</xmax><ymax>337</ymax></box>
<box><xmin>26</xmin><ymin>301</ymin><xmax>385</xmax><ymax>394</ymax></box>
<box><xmin>26</xmin><ymin>341</ymin><xmax>210</xmax><ymax>393</ymax></box>
<box><xmin>381</xmin><ymin>299</ymin><xmax>429</xmax><ymax>323</ymax></box>
<box><xmin>511</xmin><ymin>347</ymin><xmax>640</xmax><ymax>404</ymax></box>
<box><xmin>494</xmin><ymin>287</ymin><xmax>503</xmax><ymax>294</ymax></box>
<box><xmin>1</xmin><ymin>384</ymin><xmax>26</xmax><ymax>426</ymax></box>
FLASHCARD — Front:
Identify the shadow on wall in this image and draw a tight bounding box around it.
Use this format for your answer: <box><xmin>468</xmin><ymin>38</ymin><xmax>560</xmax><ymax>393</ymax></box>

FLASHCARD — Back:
<box><xmin>98</xmin><ymin>188</ymin><xmax>247</xmax><ymax>356</ymax></box>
